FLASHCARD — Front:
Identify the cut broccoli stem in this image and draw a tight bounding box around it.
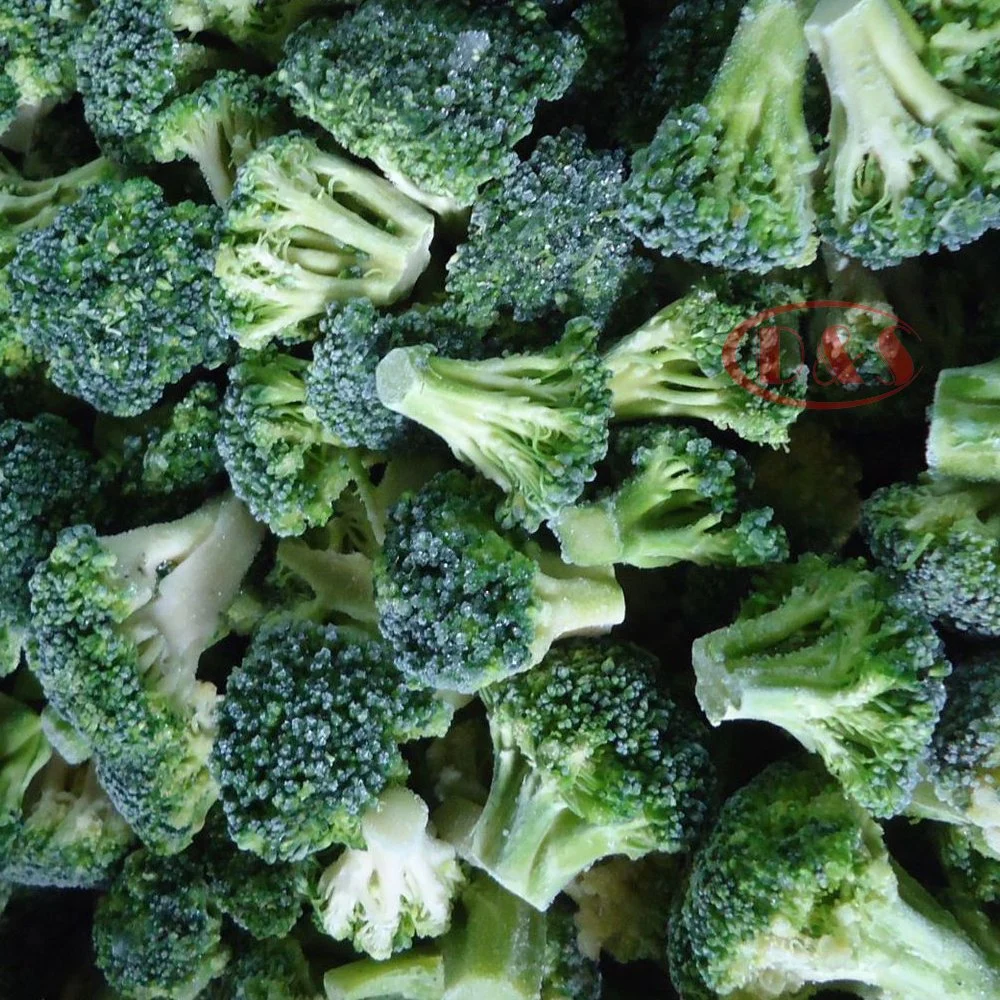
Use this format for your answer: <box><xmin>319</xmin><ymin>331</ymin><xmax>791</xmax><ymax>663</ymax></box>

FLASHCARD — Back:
<box><xmin>927</xmin><ymin>358</ymin><xmax>1000</xmax><ymax>481</ymax></box>
<box><xmin>0</xmin><ymin>695</ymin><xmax>51</xmax><ymax>826</ymax></box>
<box><xmin>325</xmin><ymin>953</ymin><xmax>446</xmax><ymax>1000</ymax></box>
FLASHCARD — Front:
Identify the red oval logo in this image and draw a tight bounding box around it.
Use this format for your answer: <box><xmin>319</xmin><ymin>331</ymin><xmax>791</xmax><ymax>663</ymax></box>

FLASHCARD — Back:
<box><xmin>722</xmin><ymin>300</ymin><xmax>921</xmax><ymax>410</ymax></box>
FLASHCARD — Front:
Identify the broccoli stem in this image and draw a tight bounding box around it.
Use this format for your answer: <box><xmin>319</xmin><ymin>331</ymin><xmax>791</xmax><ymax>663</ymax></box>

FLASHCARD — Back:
<box><xmin>0</xmin><ymin>695</ymin><xmax>50</xmax><ymax>816</ymax></box>
<box><xmin>178</xmin><ymin>123</ymin><xmax>234</xmax><ymax>205</ymax></box>
<box><xmin>927</xmin><ymin>358</ymin><xmax>1000</xmax><ymax>481</ymax></box>
<box><xmin>274</xmin><ymin>538</ymin><xmax>377</xmax><ymax>627</ymax></box>
<box><xmin>324</xmin><ymin>952</ymin><xmax>445</xmax><ymax>1000</ymax></box>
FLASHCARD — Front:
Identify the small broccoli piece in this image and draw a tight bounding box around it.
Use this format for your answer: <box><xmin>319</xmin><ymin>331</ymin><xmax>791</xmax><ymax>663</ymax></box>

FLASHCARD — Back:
<box><xmin>671</xmin><ymin>758</ymin><xmax>1000</xmax><ymax>999</ymax></box>
<box><xmin>307</xmin><ymin>298</ymin><xmax>483</xmax><ymax>452</ymax></box>
<box><xmin>805</xmin><ymin>0</ymin><xmax>1000</xmax><ymax>268</ymax></box>
<box><xmin>539</xmin><ymin>904</ymin><xmax>602</xmax><ymax>1000</ymax></box>
<box><xmin>39</xmin><ymin>706</ymin><xmax>90</xmax><ymax>766</ymax></box>
<box><xmin>376</xmin><ymin>318</ymin><xmax>611</xmax><ymax>531</ymax></box>
<box><xmin>692</xmin><ymin>554</ymin><xmax>950</xmax><ymax>817</ymax></box>
<box><xmin>0</xmin><ymin>694</ymin><xmax>51</xmax><ymax>859</ymax></box>
<box><xmin>204</xmin><ymin>936</ymin><xmax>316</xmax><ymax>1000</ymax></box>
<box><xmin>8</xmin><ymin>177</ymin><xmax>225</xmax><ymax>416</ymax></box>
<box><xmin>602</xmin><ymin>279</ymin><xmax>807</xmax><ymax>447</ymax></box>
<box><xmin>551</xmin><ymin>423</ymin><xmax>788</xmax><ymax>569</ymax></box>
<box><xmin>146</xmin><ymin>71</ymin><xmax>288</xmax><ymax>204</ymax></box>
<box><xmin>278</xmin><ymin>0</ymin><xmax>584</xmax><ymax>215</ymax></box>
<box><xmin>0</xmin><ymin>414</ymin><xmax>101</xmax><ymax>646</ymax></box>
<box><xmin>927</xmin><ymin>356</ymin><xmax>1000</xmax><ymax>480</ymax></box>
<box><xmin>861</xmin><ymin>475</ymin><xmax>1000</xmax><ymax>636</ymax></box>
<box><xmin>938</xmin><ymin>823</ymin><xmax>1000</xmax><ymax>902</ymax></box>
<box><xmin>213</xmin><ymin>133</ymin><xmax>435</xmax><ymax>349</ymax></box>
<box><xmin>375</xmin><ymin>470</ymin><xmax>625</xmax><ymax>692</ymax></box>
<box><xmin>218</xmin><ymin>346</ymin><xmax>380</xmax><ymax>537</ymax></box>
<box><xmin>28</xmin><ymin>493</ymin><xmax>266</xmax><ymax>854</ymax></box>
<box><xmin>440</xmin><ymin>638</ymin><xmax>714</xmax><ymax>911</ymax></box>
<box><xmin>93</xmin><ymin>849</ymin><xmax>230</xmax><ymax>1000</ymax></box>
<box><xmin>198</xmin><ymin>0</ymin><xmax>347</xmax><ymax>61</ymax></box>
<box><xmin>212</xmin><ymin>618</ymin><xmax>452</xmax><ymax>863</ymax></box>
<box><xmin>444</xmin><ymin>129</ymin><xmax>635</xmax><ymax>329</ymax></box>
<box><xmin>313</xmin><ymin>786</ymin><xmax>464</xmax><ymax>959</ymax></box>
<box><xmin>624</xmin><ymin>0</ymin><xmax>818</xmax><ymax>272</ymax></box>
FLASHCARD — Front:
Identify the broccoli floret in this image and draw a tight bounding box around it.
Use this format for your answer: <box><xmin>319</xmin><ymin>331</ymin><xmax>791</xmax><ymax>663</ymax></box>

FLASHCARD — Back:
<box><xmin>540</xmin><ymin>904</ymin><xmax>602</xmax><ymax>1000</ymax></box>
<box><xmin>671</xmin><ymin>758</ymin><xmax>1000</xmax><ymax>999</ymax></box>
<box><xmin>93</xmin><ymin>849</ymin><xmax>230</xmax><ymax>1000</ymax></box>
<box><xmin>861</xmin><ymin>476</ymin><xmax>1000</xmax><ymax>636</ymax></box>
<box><xmin>938</xmin><ymin>823</ymin><xmax>1000</xmax><ymax>902</ymax></box>
<box><xmin>439</xmin><ymin>638</ymin><xmax>714</xmax><ymax>910</ymax></box>
<box><xmin>212</xmin><ymin>618</ymin><xmax>452</xmax><ymax>862</ymax></box>
<box><xmin>213</xmin><ymin>133</ymin><xmax>435</xmax><ymax>349</ymax></box>
<box><xmin>805</xmin><ymin>0</ymin><xmax>1000</xmax><ymax>267</ymax></box>
<box><xmin>313</xmin><ymin>786</ymin><xmax>465</xmax><ymax>959</ymax></box>
<box><xmin>692</xmin><ymin>554</ymin><xmax>950</xmax><ymax>817</ymax></box>
<box><xmin>624</xmin><ymin>0</ymin><xmax>818</xmax><ymax>273</ymax></box>
<box><xmin>28</xmin><ymin>494</ymin><xmax>266</xmax><ymax>854</ymax></box>
<box><xmin>927</xmin><ymin>356</ymin><xmax>1000</xmax><ymax>480</ymax></box>
<box><xmin>146</xmin><ymin>71</ymin><xmax>288</xmax><ymax>204</ymax></box>
<box><xmin>444</xmin><ymin>129</ymin><xmax>635</xmax><ymax>329</ymax></box>
<box><xmin>204</xmin><ymin>936</ymin><xmax>316</xmax><ymax>1000</ymax></box>
<box><xmin>602</xmin><ymin>279</ymin><xmax>807</xmax><ymax>447</ymax></box>
<box><xmin>198</xmin><ymin>0</ymin><xmax>348</xmax><ymax>61</ymax></box>
<box><xmin>307</xmin><ymin>297</ymin><xmax>483</xmax><ymax>452</ymax></box>
<box><xmin>375</xmin><ymin>318</ymin><xmax>611</xmax><ymax>531</ymax></box>
<box><xmin>218</xmin><ymin>346</ymin><xmax>381</xmax><ymax>537</ymax></box>
<box><xmin>278</xmin><ymin>0</ymin><xmax>584</xmax><ymax>215</ymax></box>
<box><xmin>0</xmin><ymin>694</ymin><xmax>51</xmax><ymax>859</ymax></box>
<box><xmin>8</xmin><ymin>177</ymin><xmax>226</xmax><ymax>416</ymax></box>
<box><xmin>551</xmin><ymin>423</ymin><xmax>788</xmax><ymax>569</ymax></box>
<box><xmin>375</xmin><ymin>470</ymin><xmax>625</xmax><ymax>692</ymax></box>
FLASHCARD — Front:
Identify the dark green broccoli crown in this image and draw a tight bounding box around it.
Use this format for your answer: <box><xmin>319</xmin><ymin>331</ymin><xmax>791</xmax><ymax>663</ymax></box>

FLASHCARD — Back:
<box><xmin>204</xmin><ymin>935</ymin><xmax>315</xmax><ymax>1000</ymax></box>
<box><xmin>218</xmin><ymin>347</ymin><xmax>367</xmax><ymax>537</ymax></box>
<box><xmin>624</xmin><ymin>0</ymin><xmax>818</xmax><ymax>273</ymax></box>
<box><xmin>482</xmin><ymin>638</ymin><xmax>715</xmax><ymax>853</ymax></box>
<box><xmin>93</xmin><ymin>849</ymin><xmax>229</xmax><ymax>999</ymax></box>
<box><xmin>307</xmin><ymin>298</ymin><xmax>480</xmax><ymax>452</ymax></box>
<box><xmin>445</xmin><ymin>128</ymin><xmax>634</xmax><ymax>327</ymax></box>
<box><xmin>0</xmin><ymin>414</ymin><xmax>99</xmax><ymax>627</ymax></box>
<box><xmin>8</xmin><ymin>177</ymin><xmax>225</xmax><ymax>416</ymax></box>
<box><xmin>212</xmin><ymin>618</ymin><xmax>448</xmax><ymax>862</ymax></box>
<box><xmin>375</xmin><ymin>469</ymin><xmax>541</xmax><ymax>691</ymax></box>
<box><xmin>861</xmin><ymin>477</ymin><xmax>1000</xmax><ymax>637</ymax></box>
<box><xmin>541</xmin><ymin>905</ymin><xmax>602</xmax><ymax>1000</ymax></box>
<box><xmin>278</xmin><ymin>0</ymin><xmax>585</xmax><ymax>207</ymax></box>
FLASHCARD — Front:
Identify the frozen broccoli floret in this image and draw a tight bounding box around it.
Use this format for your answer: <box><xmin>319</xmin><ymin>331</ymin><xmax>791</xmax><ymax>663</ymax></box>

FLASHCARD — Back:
<box><xmin>204</xmin><ymin>936</ymin><xmax>316</xmax><ymax>1000</ymax></box>
<box><xmin>927</xmin><ymin>355</ymin><xmax>1000</xmax><ymax>481</ymax></box>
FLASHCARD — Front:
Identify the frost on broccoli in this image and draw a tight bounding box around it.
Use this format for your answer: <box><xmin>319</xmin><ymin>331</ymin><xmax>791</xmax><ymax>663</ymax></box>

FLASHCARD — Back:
<box><xmin>27</xmin><ymin>494</ymin><xmax>266</xmax><ymax>854</ymax></box>
<box><xmin>692</xmin><ymin>554</ymin><xmax>950</xmax><ymax>817</ymax></box>
<box><xmin>278</xmin><ymin>0</ymin><xmax>585</xmax><ymax>214</ymax></box>
<box><xmin>624</xmin><ymin>0</ymin><xmax>818</xmax><ymax>273</ymax></box>
<box><xmin>551</xmin><ymin>423</ymin><xmax>788</xmax><ymax>569</ymax></box>
<box><xmin>213</xmin><ymin>133</ymin><xmax>435</xmax><ymax>348</ymax></box>
<box><xmin>375</xmin><ymin>318</ymin><xmax>611</xmax><ymax>531</ymax></box>
<box><xmin>927</xmin><ymin>355</ymin><xmax>1000</xmax><ymax>481</ymax></box>
<box><xmin>374</xmin><ymin>471</ymin><xmax>626</xmax><ymax>693</ymax></box>
<box><xmin>805</xmin><ymin>0</ymin><xmax>1000</xmax><ymax>268</ymax></box>
<box><xmin>204</xmin><ymin>936</ymin><xmax>316</xmax><ymax>1000</ymax></box>
<box><xmin>313</xmin><ymin>786</ymin><xmax>464</xmax><ymax>959</ymax></box>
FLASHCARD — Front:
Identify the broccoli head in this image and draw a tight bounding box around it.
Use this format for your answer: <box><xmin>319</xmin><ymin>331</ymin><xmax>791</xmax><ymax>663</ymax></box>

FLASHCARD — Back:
<box><xmin>204</xmin><ymin>936</ymin><xmax>316</xmax><ymax>1000</ymax></box>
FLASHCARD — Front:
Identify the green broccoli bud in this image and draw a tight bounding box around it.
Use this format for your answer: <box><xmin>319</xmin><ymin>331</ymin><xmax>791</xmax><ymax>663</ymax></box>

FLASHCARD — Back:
<box><xmin>198</xmin><ymin>0</ymin><xmax>348</xmax><ymax>61</ymax></box>
<box><xmin>624</xmin><ymin>0</ymin><xmax>818</xmax><ymax>273</ymax></box>
<box><xmin>692</xmin><ymin>554</ymin><xmax>950</xmax><ymax>817</ymax></box>
<box><xmin>551</xmin><ymin>423</ymin><xmax>788</xmax><ymax>569</ymax></box>
<box><xmin>539</xmin><ymin>904</ymin><xmax>602</xmax><ymax>1000</ymax></box>
<box><xmin>375</xmin><ymin>470</ymin><xmax>625</xmax><ymax>692</ymax></box>
<box><xmin>805</xmin><ymin>0</ymin><xmax>1000</xmax><ymax>267</ymax></box>
<box><xmin>927</xmin><ymin>356</ymin><xmax>1000</xmax><ymax>480</ymax></box>
<box><xmin>204</xmin><ymin>935</ymin><xmax>317</xmax><ymax>1000</ymax></box>
<box><xmin>937</xmin><ymin>823</ymin><xmax>1000</xmax><ymax>903</ymax></box>
<box><xmin>213</xmin><ymin>133</ymin><xmax>435</xmax><ymax>348</ymax></box>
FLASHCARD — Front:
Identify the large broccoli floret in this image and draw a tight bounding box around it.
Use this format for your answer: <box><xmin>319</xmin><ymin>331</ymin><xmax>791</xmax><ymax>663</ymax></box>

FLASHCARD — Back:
<box><xmin>692</xmin><ymin>554</ymin><xmax>950</xmax><ymax>817</ymax></box>
<box><xmin>313</xmin><ymin>786</ymin><xmax>465</xmax><ymax>959</ymax></box>
<box><xmin>0</xmin><ymin>693</ymin><xmax>51</xmax><ymax>860</ymax></box>
<box><xmin>670</xmin><ymin>759</ymin><xmax>1000</xmax><ymax>999</ymax></box>
<box><xmin>218</xmin><ymin>346</ymin><xmax>380</xmax><ymax>537</ymax></box>
<box><xmin>376</xmin><ymin>319</ymin><xmax>610</xmax><ymax>531</ymax></box>
<box><xmin>8</xmin><ymin>177</ymin><xmax>225</xmax><ymax>416</ymax></box>
<box><xmin>375</xmin><ymin>470</ymin><xmax>626</xmax><ymax>693</ymax></box>
<box><xmin>28</xmin><ymin>494</ymin><xmax>266</xmax><ymax>854</ymax></box>
<box><xmin>602</xmin><ymin>279</ymin><xmax>807</xmax><ymax>447</ymax></box>
<box><xmin>551</xmin><ymin>423</ymin><xmax>788</xmax><ymax>569</ymax></box>
<box><xmin>439</xmin><ymin>638</ymin><xmax>715</xmax><ymax>910</ymax></box>
<box><xmin>805</xmin><ymin>0</ymin><xmax>1000</xmax><ymax>268</ymax></box>
<box><xmin>624</xmin><ymin>0</ymin><xmax>818</xmax><ymax>273</ymax></box>
<box><xmin>278</xmin><ymin>0</ymin><xmax>584</xmax><ymax>215</ymax></box>
<box><xmin>212</xmin><ymin>618</ymin><xmax>452</xmax><ymax>863</ymax></box>
<box><xmin>93</xmin><ymin>849</ymin><xmax>230</xmax><ymax>1000</ymax></box>
<box><xmin>861</xmin><ymin>476</ymin><xmax>1000</xmax><ymax>636</ymax></box>
<box><xmin>444</xmin><ymin>129</ymin><xmax>634</xmax><ymax>329</ymax></box>
<box><xmin>213</xmin><ymin>133</ymin><xmax>435</xmax><ymax>349</ymax></box>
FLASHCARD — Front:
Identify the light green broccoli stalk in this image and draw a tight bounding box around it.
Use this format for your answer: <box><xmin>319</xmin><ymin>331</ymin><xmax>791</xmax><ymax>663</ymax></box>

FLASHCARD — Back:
<box><xmin>0</xmin><ymin>694</ymin><xmax>51</xmax><ymax>859</ymax></box>
<box><xmin>623</xmin><ymin>0</ymin><xmax>818</xmax><ymax>272</ymax></box>
<box><xmin>927</xmin><ymin>356</ymin><xmax>1000</xmax><ymax>481</ymax></box>
<box><xmin>692</xmin><ymin>554</ymin><xmax>951</xmax><ymax>817</ymax></box>
<box><xmin>313</xmin><ymin>786</ymin><xmax>465</xmax><ymax>959</ymax></box>
<box><xmin>375</xmin><ymin>318</ymin><xmax>611</xmax><ymax>531</ymax></box>
<box><xmin>213</xmin><ymin>133</ymin><xmax>435</xmax><ymax>349</ymax></box>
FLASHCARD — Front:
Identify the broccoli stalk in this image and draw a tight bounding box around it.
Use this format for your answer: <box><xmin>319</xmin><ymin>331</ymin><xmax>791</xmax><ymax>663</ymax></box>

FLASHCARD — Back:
<box><xmin>0</xmin><ymin>694</ymin><xmax>51</xmax><ymax>856</ymax></box>
<box><xmin>375</xmin><ymin>318</ymin><xmax>611</xmax><ymax>531</ymax></box>
<box><xmin>927</xmin><ymin>356</ymin><xmax>1000</xmax><ymax>480</ymax></box>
